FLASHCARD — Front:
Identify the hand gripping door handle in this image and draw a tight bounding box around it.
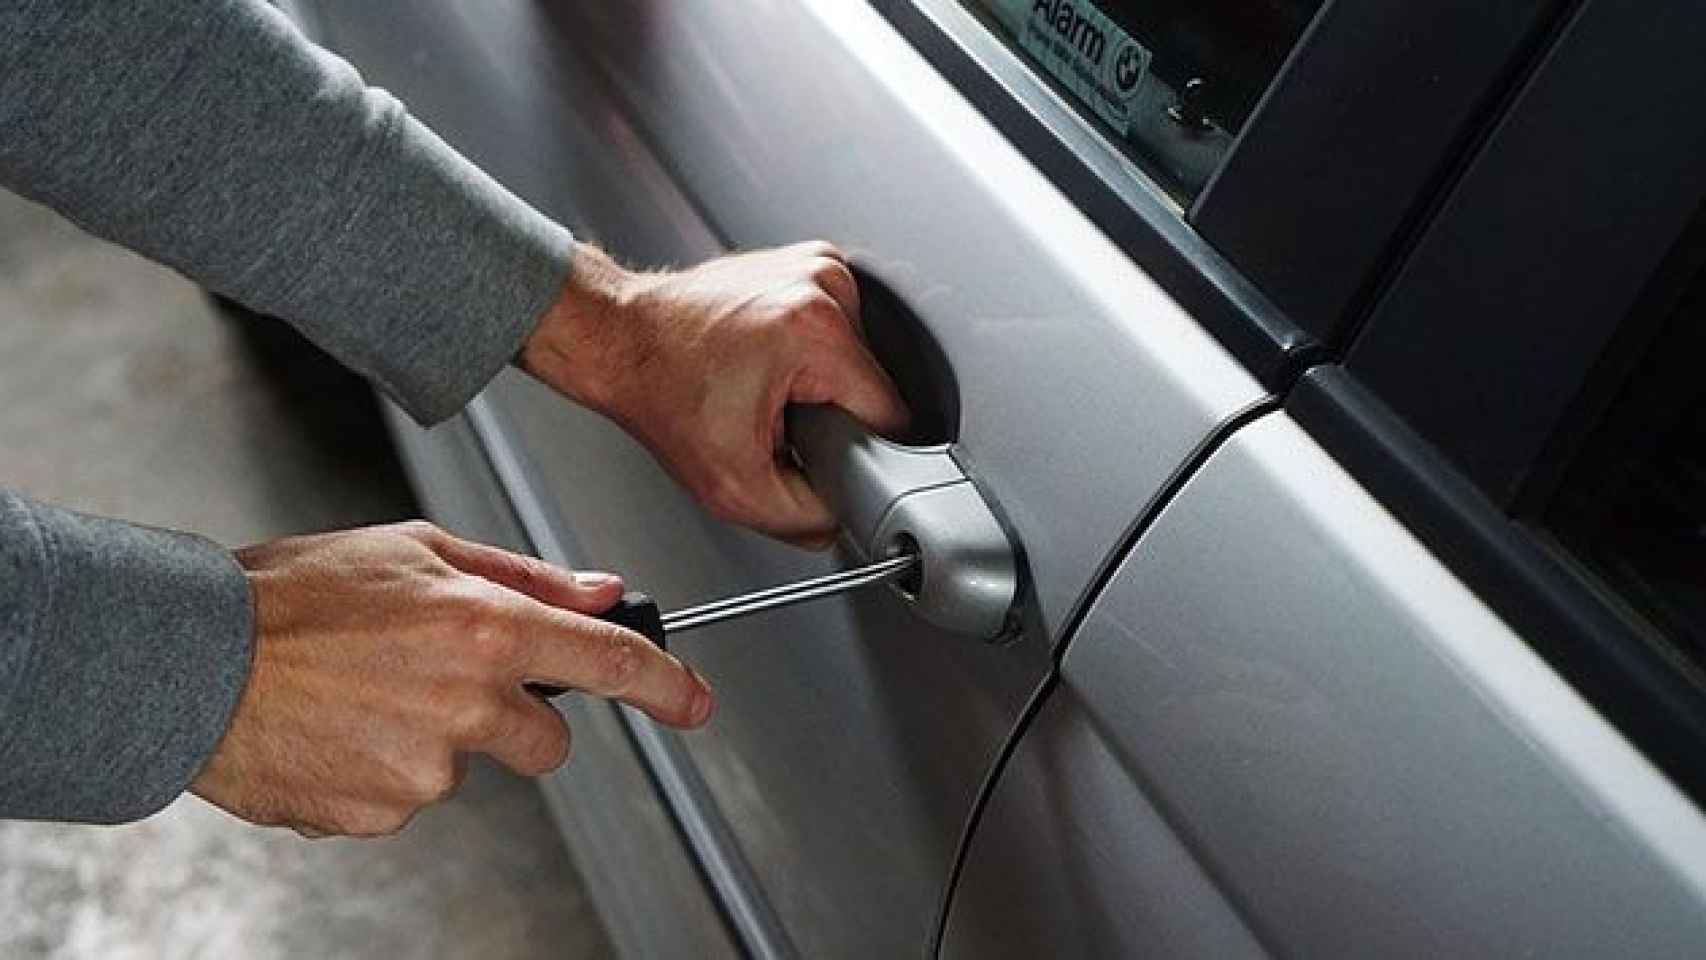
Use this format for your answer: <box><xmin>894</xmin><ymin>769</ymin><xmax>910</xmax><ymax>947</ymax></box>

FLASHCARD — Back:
<box><xmin>787</xmin><ymin>405</ymin><xmax>1021</xmax><ymax>641</ymax></box>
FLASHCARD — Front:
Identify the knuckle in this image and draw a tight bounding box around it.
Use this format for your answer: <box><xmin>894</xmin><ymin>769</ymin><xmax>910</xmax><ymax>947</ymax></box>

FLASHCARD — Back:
<box><xmin>519</xmin><ymin>721</ymin><xmax>573</xmax><ymax>777</ymax></box>
<box><xmin>780</xmin><ymin>283</ymin><xmax>835</xmax><ymax>320</ymax></box>
<box><xmin>421</xmin><ymin>581</ymin><xmax>469</xmax><ymax>621</ymax></box>
<box><xmin>408</xmin><ymin>763</ymin><xmax>460</xmax><ymax>805</ymax></box>
<box><xmin>367</xmin><ymin>810</ymin><xmax>414</xmax><ymax>837</ymax></box>
<box><xmin>396</xmin><ymin>520</ymin><xmax>446</xmax><ymax>545</ymax></box>
<box><xmin>455</xmin><ymin>582</ymin><xmax>510</xmax><ymax>617</ymax></box>
<box><xmin>810</xmin><ymin>257</ymin><xmax>852</xmax><ymax>288</ymax></box>
<box><xmin>706</xmin><ymin>493</ymin><xmax>749</xmax><ymax>526</ymax></box>
<box><xmin>457</xmin><ymin>597</ymin><xmax>524</xmax><ymax>665</ymax></box>
<box><xmin>699</xmin><ymin>474</ymin><xmax>750</xmax><ymax>524</ymax></box>
<box><xmin>469</xmin><ymin>622</ymin><xmax>522</xmax><ymax>668</ymax></box>
<box><xmin>506</xmin><ymin>554</ymin><xmax>548</xmax><ymax>592</ymax></box>
<box><xmin>449</xmin><ymin>696</ymin><xmax>508</xmax><ymax>743</ymax></box>
<box><xmin>592</xmin><ymin>630</ymin><xmax>645</xmax><ymax>694</ymax></box>
<box><xmin>488</xmin><ymin>547</ymin><xmax>544</xmax><ymax>585</ymax></box>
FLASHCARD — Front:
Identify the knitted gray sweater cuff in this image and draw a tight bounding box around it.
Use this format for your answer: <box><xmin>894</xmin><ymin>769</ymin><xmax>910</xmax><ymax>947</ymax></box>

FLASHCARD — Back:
<box><xmin>0</xmin><ymin>492</ymin><xmax>253</xmax><ymax>823</ymax></box>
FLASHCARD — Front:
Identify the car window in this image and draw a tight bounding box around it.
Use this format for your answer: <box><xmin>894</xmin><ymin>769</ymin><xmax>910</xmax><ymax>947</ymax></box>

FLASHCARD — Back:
<box><xmin>1546</xmin><ymin>267</ymin><xmax>1706</xmax><ymax>666</ymax></box>
<box><xmin>962</xmin><ymin>0</ymin><xmax>1325</xmax><ymax>200</ymax></box>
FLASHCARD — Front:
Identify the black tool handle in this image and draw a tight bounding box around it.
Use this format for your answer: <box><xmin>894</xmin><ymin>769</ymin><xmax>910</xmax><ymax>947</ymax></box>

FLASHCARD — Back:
<box><xmin>527</xmin><ymin>591</ymin><xmax>665</xmax><ymax>699</ymax></box>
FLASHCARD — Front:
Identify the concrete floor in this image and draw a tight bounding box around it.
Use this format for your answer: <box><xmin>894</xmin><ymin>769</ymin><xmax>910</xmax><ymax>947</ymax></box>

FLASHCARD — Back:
<box><xmin>0</xmin><ymin>189</ymin><xmax>612</xmax><ymax>959</ymax></box>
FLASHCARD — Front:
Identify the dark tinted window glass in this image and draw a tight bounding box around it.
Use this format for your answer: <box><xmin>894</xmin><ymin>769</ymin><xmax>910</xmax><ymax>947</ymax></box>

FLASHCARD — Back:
<box><xmin>964</xmin><ymin>0</ymin><xmax>1324</xmax><ymax>201</ymax></box>
<box><xmin>1548</xmin><ymin>267</ymin><xmax>1706</xmax><ymax>661</ymax></box>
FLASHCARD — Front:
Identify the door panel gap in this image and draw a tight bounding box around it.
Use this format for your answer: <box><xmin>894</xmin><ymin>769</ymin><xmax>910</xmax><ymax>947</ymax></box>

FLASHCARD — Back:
<box><xmin>929</xmin><ymin>395</ymin><xmax>1279</xmax><ymax>955</ymax></box>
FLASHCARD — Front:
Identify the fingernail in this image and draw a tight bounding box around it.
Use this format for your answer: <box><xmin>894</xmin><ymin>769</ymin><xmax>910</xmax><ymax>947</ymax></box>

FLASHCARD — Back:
<box><xmin>575</xmin><ymin>571</ymin><xmax>620</xmax><ymax>589</ymax></box>
<box><xmin>687</xmin><ymin>667</ymin><xmax>716</xmax><ymax>724</ymax></box>
<box><xmin>690</xmin><ymin>687</ymin><xmax>715</xmax><ymax>725</ymax></box>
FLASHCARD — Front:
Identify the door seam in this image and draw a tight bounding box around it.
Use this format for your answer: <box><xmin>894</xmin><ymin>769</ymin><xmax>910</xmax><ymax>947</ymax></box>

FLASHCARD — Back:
<box><xmin>928</xmin><ymin>394</ymin><xmax>1280</xmax><ymax>956</ymax></box>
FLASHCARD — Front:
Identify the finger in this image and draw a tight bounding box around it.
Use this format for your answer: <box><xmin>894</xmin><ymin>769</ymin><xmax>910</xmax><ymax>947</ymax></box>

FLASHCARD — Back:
<box><xmin>703</xmin><ymin>449</ymin><xmax>838</xmax><ymax>546</ymax></box>
<box><xmin>430</xmin><ymin>534</ymin><xmax>624</xmax><ymax>614</ymax></box>
<box><xmin>478</xmin><ymin>694</ymin><xmax>573</xmax><ymax>777</ymax></box>
<box><xmin>810</xmin><ymin>257</ymin><xmax>860</xmax><ymax>322</ymax></box>
<box><xmin>769</xmin><ymin>462</ymin><xmax>840</xmax><ymax>550</ymax></box>
<box><xmin>794</xmin><ymin>333</ymin><xmax>912</xmax><ymax>438</ymax></box>
<box><xmin>519</xmin><ymin>605</ymin><xmax>714</xmax><ymax>729</ymax></box>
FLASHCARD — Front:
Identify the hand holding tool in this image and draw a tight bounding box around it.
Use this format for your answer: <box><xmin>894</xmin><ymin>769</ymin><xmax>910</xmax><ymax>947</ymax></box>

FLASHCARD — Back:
<box><xmin>527</xmin><ymin>553</ymin><xmax>917</xmax><ymax>699</ymax></box>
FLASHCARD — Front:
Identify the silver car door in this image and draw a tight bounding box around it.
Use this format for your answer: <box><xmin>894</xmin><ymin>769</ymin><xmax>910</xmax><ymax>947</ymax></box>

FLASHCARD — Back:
<box><xmin>945</xmin><ymin>410</ymin><xmax>1706</xmax><ymax>955</ymax></box>
<box><xmin>309</xmin><ymin>1</ymin><xmax>1266</xmax><ymax>955</ymax></box>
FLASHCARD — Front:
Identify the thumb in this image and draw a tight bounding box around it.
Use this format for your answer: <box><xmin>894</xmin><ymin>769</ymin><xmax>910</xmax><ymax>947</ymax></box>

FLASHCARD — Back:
<box><xmin>722</xmin><ymin>455</ymin><xmax>837</xmax><ymax>549</ymax></box>
<box><xmin>775</xmin><ymin>464</ymin><xmax>839</xmax><ymax>550</ymax></box>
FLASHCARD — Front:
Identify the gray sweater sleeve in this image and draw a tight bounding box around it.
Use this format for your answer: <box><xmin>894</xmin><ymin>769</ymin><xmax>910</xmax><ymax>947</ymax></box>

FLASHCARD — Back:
<box><xmin>0</xmin><ymin>0</ymin><xmax>575</xmax><ymax>425</ymax></box>
<box><xmin>0</xmin><ymin>0</ymin><xmax>576</xmax><ymax>822</ymax></box>
<box><xmin>0</xmin><ymin>492</ymin><xmax>254</xmax><ymax>823</ymax></box>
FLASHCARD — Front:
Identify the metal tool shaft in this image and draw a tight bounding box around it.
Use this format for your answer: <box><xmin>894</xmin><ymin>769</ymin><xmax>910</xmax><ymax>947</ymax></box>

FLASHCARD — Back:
<box><xmin>663</xmin><ymin>553</ymin><xmax>917</xmax><ymax>635</ymax></box>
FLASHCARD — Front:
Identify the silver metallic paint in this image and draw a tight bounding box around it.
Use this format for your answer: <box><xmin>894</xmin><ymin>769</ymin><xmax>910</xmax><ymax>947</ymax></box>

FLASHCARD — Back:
<box><xmin>948</xmin><ymin>413</ymin><xmax>1706</xmax><ymax>955</ymax></box>
<box><xmin>946</xmin><ymin>686</ymin><xmax>1269</xmax><ymax>958</ymax></box>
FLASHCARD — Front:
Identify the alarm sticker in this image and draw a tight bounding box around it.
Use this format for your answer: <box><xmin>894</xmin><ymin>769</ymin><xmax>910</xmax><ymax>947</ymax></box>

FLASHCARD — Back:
<box><xmin>1009</xmin><ymin>0</ymin><xmax>1151</xmax><ymax>136</ymax></box>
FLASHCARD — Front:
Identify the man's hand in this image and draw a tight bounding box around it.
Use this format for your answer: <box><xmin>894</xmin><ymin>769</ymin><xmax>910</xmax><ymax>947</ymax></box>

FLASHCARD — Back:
<box><xmin>520</xmin><ymin>242</ymin><xmax>910</xmax><ymax>547</ymax></box>
<box><xmin>190</xmin><ymin>522</ymin><xmax>711</xmax><ymax>838</ymax></box>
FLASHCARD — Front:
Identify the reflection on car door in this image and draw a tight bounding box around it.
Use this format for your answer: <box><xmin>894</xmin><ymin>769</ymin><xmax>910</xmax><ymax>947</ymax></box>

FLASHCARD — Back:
<box><xmin>947</xmin><ymin>411</ymin><xmax>1706</xmax><ymax>955</ymax></box>
<box><xmin>312</xmin><ymin>1</ymin><xmax>1264</xmax><ymax>954</ymax></box>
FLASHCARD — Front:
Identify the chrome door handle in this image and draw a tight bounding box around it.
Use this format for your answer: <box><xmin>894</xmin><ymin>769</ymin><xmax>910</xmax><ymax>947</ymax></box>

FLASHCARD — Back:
<box><xmin>788</xmin><ymin>405</ymin><xmax>1020</xmax><ymax>641</ymax></box>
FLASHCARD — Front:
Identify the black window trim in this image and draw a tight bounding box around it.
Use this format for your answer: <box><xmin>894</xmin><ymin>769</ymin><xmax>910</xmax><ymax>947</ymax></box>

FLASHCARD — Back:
<box><xmin>1192</xmin><ymin>0</ymin><xmax>1577</xmax><ymax>350</ymax></box>
<box><xmin>1343</xmin><ymin>0</ymin><xmax>1706</xmax><ymax>509</ymax></box>
<box><xmin>1301</xmin><ymin>0</ymin><xmax>1706</xmax><ymax>805</ymax></box>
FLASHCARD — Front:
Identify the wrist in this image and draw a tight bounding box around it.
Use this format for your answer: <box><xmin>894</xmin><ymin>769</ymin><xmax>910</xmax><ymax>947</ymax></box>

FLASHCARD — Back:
<box><xmin>520</xmin><ymin>243</ymin><xmax>648</xmax><ymax>413</ymax></box>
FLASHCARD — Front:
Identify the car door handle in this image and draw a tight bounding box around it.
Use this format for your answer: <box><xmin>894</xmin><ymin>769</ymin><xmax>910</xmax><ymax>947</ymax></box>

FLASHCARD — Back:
<box><xmin>788</xmin><ymin>404</ymin><xmax>1020</xmax><ymax>641</ymax></box>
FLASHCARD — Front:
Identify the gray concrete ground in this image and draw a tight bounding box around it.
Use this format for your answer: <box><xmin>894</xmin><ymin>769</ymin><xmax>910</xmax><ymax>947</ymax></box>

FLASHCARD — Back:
<box><xmin>0</xmin><ymin>189</ymin><xmax>613</xmax><ymax>959</ymax></box>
